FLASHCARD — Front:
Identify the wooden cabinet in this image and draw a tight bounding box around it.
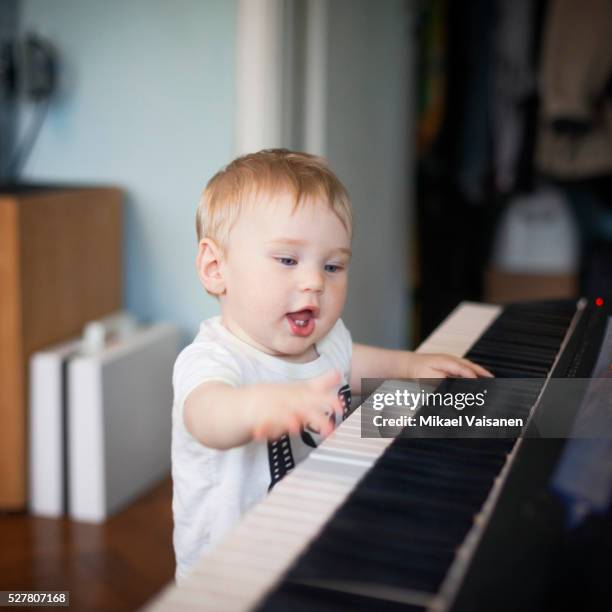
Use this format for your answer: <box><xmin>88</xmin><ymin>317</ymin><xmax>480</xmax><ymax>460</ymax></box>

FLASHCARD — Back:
<box><xmin>0</xmin><ymin>186</ymin><xmax>122</xmax><ymax>510</ymax></box>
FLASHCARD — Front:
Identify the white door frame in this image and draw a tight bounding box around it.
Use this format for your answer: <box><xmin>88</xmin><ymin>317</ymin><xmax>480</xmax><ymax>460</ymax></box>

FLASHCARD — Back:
<box><xmin>235</xmin><ymin>0</ymin><xmax>329</xmax><ymax>156</ymax></box>
<box><xmin>235</xmin><ymin>0</ymin><xmax>284</xmax><ymax>154</ymax></box>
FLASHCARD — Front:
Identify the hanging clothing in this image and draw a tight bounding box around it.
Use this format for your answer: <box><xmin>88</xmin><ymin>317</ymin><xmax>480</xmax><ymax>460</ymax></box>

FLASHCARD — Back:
<box><xmin>536</xmin><ymin>0</ymin><xmax>612</xmax><ymax>178</ymax></box>
<box><xmin>492</xmin><ymin>0</ymin><xmax>536</xmax><ymax>194</ymax></box>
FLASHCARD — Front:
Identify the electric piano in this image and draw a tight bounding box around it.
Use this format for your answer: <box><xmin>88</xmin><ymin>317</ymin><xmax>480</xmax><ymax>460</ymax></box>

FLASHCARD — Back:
<box><xmin>146</xmin><ymin>299</ymin><xmax>612</xmax><ymax>611</ymax></box>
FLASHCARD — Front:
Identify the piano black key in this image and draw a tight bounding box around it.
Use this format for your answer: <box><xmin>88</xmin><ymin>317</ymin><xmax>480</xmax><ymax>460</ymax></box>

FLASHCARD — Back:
<box><xmin>291</xmin><ymin>546</ymin><xmax>446</xmax><ymax>593</ymax></box>
<box><xmin>401</xmin><ymin>437</ymin><xmax>515</xmax><ymax>456</ymax></box>
<box><xmin>329</xmin><ymin>514</ymin><xmax>465</xmax><ymax>551</ymax></box>
<box><xmin>371</xmin><ymin>452</ymin><xmax>487</xmax><ymax>488</ymax></box>
<box><xmin>333</xmin><ymin>498</ymin><xmax>474</xmax><ymax>545</ymax></box>
<box><xmin>468</xmin><ymin>349</ymin><xmax>555</xmax><ymax>369</ymax></box>
<box><xmin>361</xmin><ymin>460</ymin><xmax>500</xmax><ymax>492</ymax></box>
<box><xmin>376</xmin><ymin>447</ymin><xmax>509</xmax><ymax>470</ymax></box>
<box><xmin>474</xmin><ymin>330</ymin><xmax>567</xmax><ymax>350</ymax></box>
<box><xmin>360</xmin><ymin>470</ymin><xmax>500</xmax><ymax>504</ymax></box>
<box><xmin>470</xmin><ymin>340</ymin><xmax>558</xmax><ymax>361</ymax></box>
<box><xmin>311</xmin><ymin>533</ymin><xmax>453</xmax><ymax>577</ymax></box>
<box><xmin>469</xmin><ymin>341</ymin><xmax>556</xmax><ymax>366</ymax></box>
<box><xmin>472</xmin><ymin>364</ymin><xmax>548</xmax><ymax>378</ymax></box>
<box><xmin>323</xmin><ymin>523</ymin><xmax>457</xmax><ymax>560</ymax></box>
<box><xmin>350</xmin><ymin>488</ymin><xmax>482</xmax><ymax>523</ymax></box>
<box><xmin>388</xmin><ymin>438</ymin><xmax>512</xmax><ymax>465</ymax></box>
<box><xmin>260</xmin><ymin>580</ymin><xmax>426</xmax><ymax>612</ymax></box>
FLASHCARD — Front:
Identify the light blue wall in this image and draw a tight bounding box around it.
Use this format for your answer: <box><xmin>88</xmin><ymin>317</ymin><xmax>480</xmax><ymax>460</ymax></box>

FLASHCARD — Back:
<box><xmin>18</xmin><ymin>0</ymin><xmax>236</xmax><ymax>342</ymax></box>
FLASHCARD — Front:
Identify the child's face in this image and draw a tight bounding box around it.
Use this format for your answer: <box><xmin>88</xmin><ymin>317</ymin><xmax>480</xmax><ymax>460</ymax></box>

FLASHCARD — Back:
<box><xmin>219</xmin><ymin>191</ymin><xmax>351</xmax><ymax>363</ymax></box>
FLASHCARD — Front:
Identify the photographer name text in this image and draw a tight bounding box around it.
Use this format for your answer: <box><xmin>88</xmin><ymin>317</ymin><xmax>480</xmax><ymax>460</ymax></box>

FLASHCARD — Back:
<box><xmin>372</xmin><ymin>414</ymin><xmax>524</xmax><ymax>428</ymax></box>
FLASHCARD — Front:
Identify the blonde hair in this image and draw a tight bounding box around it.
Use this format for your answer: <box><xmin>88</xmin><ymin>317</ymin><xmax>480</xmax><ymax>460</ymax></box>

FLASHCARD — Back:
<box><xmin>196</xmin><ymin>149</ymin><xmax>352</xmax><ymax>248</ymax></box>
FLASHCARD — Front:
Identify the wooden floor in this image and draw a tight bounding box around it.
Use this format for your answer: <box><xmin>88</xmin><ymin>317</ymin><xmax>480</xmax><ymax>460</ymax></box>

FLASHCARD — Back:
<box><xmin>0</xmin><ymin>476</ymin><xmax>174</xmax><ymax>612</ymax></box>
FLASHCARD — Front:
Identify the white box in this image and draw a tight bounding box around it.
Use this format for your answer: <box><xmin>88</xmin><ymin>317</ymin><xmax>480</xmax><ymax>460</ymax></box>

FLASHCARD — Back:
<box><xmin>68</xmin><ymin>323</ymin><xmax>178</xmax><ymax>523</ymax></box>
<box><xmin>29</xmin><ymin>339</ymin><xmax>81</xmax><ymax>517</ymax></box>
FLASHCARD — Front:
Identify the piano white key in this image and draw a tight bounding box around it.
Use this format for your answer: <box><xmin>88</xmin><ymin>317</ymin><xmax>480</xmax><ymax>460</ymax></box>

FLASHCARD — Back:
<box><xmin>144</xmin><ymin>302</ymin><xmax>502</xmax><ymax>612</ymax></box>
<box><xmin>309</xmin><ymin>441</ymin><xmax>389</xmax><ymax>461</ymax></box>
<box><xmin>418</xmin><ymin>302</ymin><xmax>501</xmax><ymax>357</ymax></box>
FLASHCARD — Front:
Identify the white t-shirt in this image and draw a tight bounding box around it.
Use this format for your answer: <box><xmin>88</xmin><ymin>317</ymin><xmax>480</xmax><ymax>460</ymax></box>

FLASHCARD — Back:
<box><xmin>171</xmin><ymin>316</ymin><xmax>353</xmax><ymax>583</ymax></box>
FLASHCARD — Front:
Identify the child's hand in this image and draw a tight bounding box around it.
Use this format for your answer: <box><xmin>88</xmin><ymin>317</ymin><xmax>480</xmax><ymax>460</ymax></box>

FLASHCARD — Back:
<box><xmin>404</xmin><ymin>353</ymin><xmax>493</xmax><ymax>379</ymax></box>
<box><xmin>248</xmin><ymin>369</ymin><xmax>344</xmax><ymax>441</ymax></box>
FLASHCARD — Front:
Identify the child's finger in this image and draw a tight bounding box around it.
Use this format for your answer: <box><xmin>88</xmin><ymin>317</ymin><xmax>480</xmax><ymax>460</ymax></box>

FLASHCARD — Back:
<box><xmin>294</xmin><ymin>405</ymin><xmax>322</xmax><ymax>435</ymax></box>
<box><xmin>329</xmin><ymin>394</ymin><xmax>343</xmax><ymax>419</ymax></box>
<box><xmin>440</xmin><ymin>359</ymin><xmax>478</xmax><ymax>378</ymax></box>
<box><xmin>312</xmin><ymin>413</ymin><xmax>332</xmax><ymax>437</ymax></box>
<box><xmin>316</xmin><ymin>394</ymin><xmax>343</xmax><ymax>424</ymax></box>
<box><xmin>461</xmin><ymin>358</ymin><xmax>494</xmax><ymax>378</ymax></box>
<box><xmin>320</xmin><ymin>407</ymin><xmax>336</xmax><ymax>435</ymax></box>
<box><xmin>322</xmin><ymin>414</ymin><xmax>335</xmax><ymax>436</ymax></box>
<box><xmin>305</xmin><ymin>407</ymin><xmax>333</xmax><ymax>436</ymax></box>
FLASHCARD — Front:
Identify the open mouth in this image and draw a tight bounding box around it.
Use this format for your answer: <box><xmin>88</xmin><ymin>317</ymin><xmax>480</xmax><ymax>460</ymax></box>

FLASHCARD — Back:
<box><xmin>286</xmin><ymin>308</ymin><xmax>317</xmax><ymax>337</ymax></box>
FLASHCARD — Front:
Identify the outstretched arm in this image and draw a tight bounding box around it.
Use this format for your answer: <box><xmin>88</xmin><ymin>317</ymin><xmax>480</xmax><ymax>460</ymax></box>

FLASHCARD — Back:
<box><xmin>184</xmin><ymin>369</ymin><xmax>344</xmax><ymax>450</ymax></box>
<box><xmin>349</xmin><ymin>343</ymin><xmax>492</xmax><ymax>391</ymax></box>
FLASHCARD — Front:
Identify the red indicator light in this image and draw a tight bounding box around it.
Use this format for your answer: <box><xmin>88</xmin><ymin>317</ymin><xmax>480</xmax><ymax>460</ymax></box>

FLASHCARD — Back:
<box><xmin>595</xmin><ymin>297</ymin><xmax>604</xmax><ymax>307</ymax></box>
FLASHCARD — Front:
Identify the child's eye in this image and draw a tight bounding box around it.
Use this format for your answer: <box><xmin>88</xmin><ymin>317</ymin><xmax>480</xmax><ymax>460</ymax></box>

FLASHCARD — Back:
<box><xmin>325</xmin><ymin>264</ymin><xmax>342</xmax><ymax>273</ymax></box>
<box><xmin>277</xmin><ymin>257</ymin><xmax>297</xmax><ymax>266</ymax></box>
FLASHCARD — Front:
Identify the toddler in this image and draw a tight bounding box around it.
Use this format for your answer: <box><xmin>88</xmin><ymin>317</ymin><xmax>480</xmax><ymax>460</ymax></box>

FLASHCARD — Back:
<box><xmin>171</xmin><ymin>149</ymin><xmax>490</xmax><ymax>582</ymax></box>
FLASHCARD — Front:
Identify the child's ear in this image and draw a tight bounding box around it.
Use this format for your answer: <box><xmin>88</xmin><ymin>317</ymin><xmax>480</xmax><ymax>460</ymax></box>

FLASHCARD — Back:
<box><xmin>196</xmin><ymin>238</ymin><xmax>226</xmax><ymax>295</ymax></box>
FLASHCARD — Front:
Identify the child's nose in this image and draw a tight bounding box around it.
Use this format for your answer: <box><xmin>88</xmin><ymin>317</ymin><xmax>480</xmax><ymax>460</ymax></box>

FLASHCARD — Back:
<box><xmin>299</xmin><ymin>267</ymin><xmax>325</xmax><ymax>293</ymax></box>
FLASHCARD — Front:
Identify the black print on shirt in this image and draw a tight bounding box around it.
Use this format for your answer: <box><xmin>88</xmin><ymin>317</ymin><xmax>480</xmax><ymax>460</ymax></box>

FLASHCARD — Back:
<box><xmin>267</xmin><ymin>435</ymin><xmax>295</xmax><ymax>490</ymax></box>
<box><xmin>339</xmin><ymin>383</ymin><xmax>352</xmax><ymax>417</ymax></box>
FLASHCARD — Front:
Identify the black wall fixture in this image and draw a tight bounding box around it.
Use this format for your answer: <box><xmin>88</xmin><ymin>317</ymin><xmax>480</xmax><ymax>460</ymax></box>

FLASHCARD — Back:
<box><xmin>0</xmin><ymin>27</ymin><xmax>58</xmax><ymax>181</ymax></box>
